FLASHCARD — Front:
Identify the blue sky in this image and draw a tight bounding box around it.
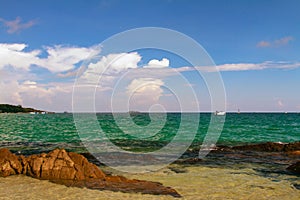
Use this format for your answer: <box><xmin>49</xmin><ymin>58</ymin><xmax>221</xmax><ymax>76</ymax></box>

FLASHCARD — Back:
<box><xmin>0</xmin><ymin>0</ymin><xmax>299</xmax><ymax>112</ymax></box>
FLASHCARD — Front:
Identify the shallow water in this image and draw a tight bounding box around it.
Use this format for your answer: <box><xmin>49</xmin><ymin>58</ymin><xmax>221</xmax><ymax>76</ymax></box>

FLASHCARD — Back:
<box><xmin>0</xmin><ymin>165</ymin><xmax>299</xmax><ymax>200</ymax></box>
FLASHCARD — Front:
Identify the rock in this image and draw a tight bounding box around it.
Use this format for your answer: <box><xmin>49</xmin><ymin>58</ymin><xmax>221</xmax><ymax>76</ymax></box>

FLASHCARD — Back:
<box><xmin>174</xmin><ymin>157</ymin><xmax>202</xmax><ymax>165</ymax></box>
<box><xmin>168</xmin><ymin>166</ymin><xmax>188</xmax><ymax>173</ymax></box>
<box><xmin>0</xmin><ymin>148</ymin><xmax>181</xmax><ymax>197</ymax></box>
<box><xmin>284</xmin><ymin>142</ymin><xmax>300</xmax><ymax>151</ymax></box>
<box><xmin>292</xmin><ymin>183</ymin><xmax>300</xmax><ymax>190</ymax></box>
<box><xmin>51</xmin><ymin>177</ymin><xmax>181</xmax><ymax>197</ymax></box>
<box><xmin>68</xmin><ymin>151</ymin><xmax>106</xmax><ymax>180</ymax></box>
<box><xmin>232</xmin><ymin>142</ymin><xmax>300</xmax><ymax>152</ymax></box>
<box><xmin>286</xmin><ymin>150</ymin><xmax>300</xmax><ymax>158</ymax></box>
<box><xmin>0</xmin><ymin>148</ymin><xmax>22</xmax><ymax>177</ymax></box>
<box><xmin>19</xmin><ymin>149</ymin><xmax>107</xmax><ymax>181</ymax></box>
<box><xmin>287</xmin><ymin>161</ymin><xmax>300</xmax><ymax>175</ymax></box>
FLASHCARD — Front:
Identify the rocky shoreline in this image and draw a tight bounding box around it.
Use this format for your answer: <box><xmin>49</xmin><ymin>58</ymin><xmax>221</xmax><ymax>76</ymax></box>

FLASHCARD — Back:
<box><xmin>80</xmin><ymin>141</ymin><xmax>300</xmax><ymax>175</ymax></box>
<box><xmin>1</xmin><ymin>142</ymin><xmax>299</xmax><ymax>198</ymax></box>
<box><xmin>224</xmin><ymin>141</ymin><xmax>300</xmax><ymax>152</ymax></box>
<box><xmin>178</xmin><ymin>142</ymin><xmax>300</xmax><ymax>175</ymax></box>
<box><xmin>228</xmin><ymin>142</ymin><xmax>300</xmax><ymax>175</ymax></box>
<box><xmin>0</xmin><ymin>148</ymin><xmax>181</xmax><ymax>198</ymax></box>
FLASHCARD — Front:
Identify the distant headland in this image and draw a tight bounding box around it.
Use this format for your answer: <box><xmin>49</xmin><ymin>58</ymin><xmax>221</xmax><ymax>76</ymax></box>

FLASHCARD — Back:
<box><xmin>0</xmin><ymin>104</ymin><xmax>54</xmax><ymax>114</ymax></box>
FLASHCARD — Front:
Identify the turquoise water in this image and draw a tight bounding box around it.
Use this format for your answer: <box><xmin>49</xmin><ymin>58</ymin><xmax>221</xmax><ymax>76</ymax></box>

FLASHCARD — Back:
<box><xmin>0</xmin><ymin>113</ymin><xmax>299</xmax><ymax>155</ymax></box>
<box><xmin>1</xmin><ymin>113</ymin><xmax>300</xmax><ymax>199</ymax></box>
<box><xmin>217</xmin><ymin>113</ymin><xmax>300</xmax><ymax>145</ymax></box>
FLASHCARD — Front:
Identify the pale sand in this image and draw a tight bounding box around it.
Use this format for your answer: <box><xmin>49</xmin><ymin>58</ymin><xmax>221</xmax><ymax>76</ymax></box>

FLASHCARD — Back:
<box><xmin>0</xmin><ymin>165</ymin><xmax>299</xmax><ymax>200</ymax></box>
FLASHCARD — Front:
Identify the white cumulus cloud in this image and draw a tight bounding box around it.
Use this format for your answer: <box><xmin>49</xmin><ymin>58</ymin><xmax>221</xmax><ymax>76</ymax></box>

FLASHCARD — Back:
<box><xmin>126</xmin><ymin>78</ymin><xmax>164</xmax><ymax>104</ymax></box>
<box><xmin>23</xmin><ymin>80</ymin><xmax>37</xmax><ymax>88</ymax></box>
<box><xmin>143</xmin><ymin>58</ymin><xmax>169</xmax><ymax>68</ymax></box>
<box><xmin>40</xmin><ymin>45</ymin><xmax>101</xmax><ymax>73</ymax></box>
<box><xmin>0</xmin><ymin>43</ymin><xmax>101</xmax><ymax>73</ymax></box>
<box><xmin>85</xmin><ymin>52</ymin><xmax>141</xmax><ymax>74</ymax></box>
<box><xmin>79</xmin><ymin>52</ymin><xmax>141</xmax><ymax>86</ymax></box>
<box><xmin>0</xmin><ymin>43</ymin><xmax>41</xmax><ymax>71</ymax></box>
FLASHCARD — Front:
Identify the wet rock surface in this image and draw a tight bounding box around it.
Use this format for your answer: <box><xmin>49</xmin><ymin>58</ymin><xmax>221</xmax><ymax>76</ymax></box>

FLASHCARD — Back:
<box><xmin>179</xmin><ymin>142</ymin><xmax>300</xmax><ymax>176</ymax></box>
<box><xmin>287</xmin><ymin>161</ymin><xmax>300</xmax><ymax>175</ymax></box>
<box><xmin>0</xmin><ymin>148</ymin><xmax>181</xmax><ymax>198</ymax></box>
<box><xmin>231</xmin><ymin>142</ymin><xmax>300</xmax><ymax>152</ymax></box>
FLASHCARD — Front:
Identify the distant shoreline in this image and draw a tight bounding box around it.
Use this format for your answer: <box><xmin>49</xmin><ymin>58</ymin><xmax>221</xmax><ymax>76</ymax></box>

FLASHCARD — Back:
<box><xmin>1</xmin><ymin>104</ymin><xmax>299</xmax><ymax>114</ymax></box>
<box><xmin>57</xmin><ymin>112</ymin><xmax>300</xmax><ymax>114</ymax></box>
<box><xmin>0</xmin><ymin>104</ymin><xmax>53</xmax><ymax>114</ymax></box>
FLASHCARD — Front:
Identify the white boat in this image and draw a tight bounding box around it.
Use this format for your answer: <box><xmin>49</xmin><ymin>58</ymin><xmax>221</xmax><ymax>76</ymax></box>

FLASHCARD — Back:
<box><xmin>215</xmin><ymin>111</ymin><xmax>226</xmax><ymax>116</ymax></box>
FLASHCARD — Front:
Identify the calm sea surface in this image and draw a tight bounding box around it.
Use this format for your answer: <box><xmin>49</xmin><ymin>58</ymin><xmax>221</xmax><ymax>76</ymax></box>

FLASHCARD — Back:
<box><xmin>0</xmin><ymin>113</ymin><xmax>299</xmax><ymax>155</ymax></box>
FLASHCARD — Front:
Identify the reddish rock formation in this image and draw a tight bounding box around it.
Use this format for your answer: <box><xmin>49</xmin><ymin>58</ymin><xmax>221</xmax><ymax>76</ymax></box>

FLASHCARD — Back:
<box><xmin>0</xmin><ymin>148</ymin><xmax>181</xmax><ymax>198</ymax></box>
<box><xmin>18</xmin><ymin>149</ymin><xmax>106</xmax><ymax>181</ymax></box>
<box><xmin>0</xmin><ymin>148</ymin><xmax>23</xmax><ymax>177</ymax></box>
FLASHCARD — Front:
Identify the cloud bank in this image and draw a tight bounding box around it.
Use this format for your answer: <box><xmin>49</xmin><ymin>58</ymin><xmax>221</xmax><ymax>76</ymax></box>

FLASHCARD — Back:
<box><xmin>1</xmin><ymin>42</ymin><xmax>300</xmax><ymax>111</ymax></box>
<box><xmin>0</xmin><ymin>43</ymin><xmax>101</xmax><ymax>72</ymax></box>
<box><xmin>197</xmin><ymin>61</ymin><xmax>300</xmax><ymax>72</ymax></box>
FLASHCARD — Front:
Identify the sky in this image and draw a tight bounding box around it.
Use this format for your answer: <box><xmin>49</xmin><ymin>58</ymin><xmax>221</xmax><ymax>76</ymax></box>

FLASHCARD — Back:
<box><xmin>0</xmin><ymin>0</ymin><xmax>299</xmax><ymax>112</ymax></box>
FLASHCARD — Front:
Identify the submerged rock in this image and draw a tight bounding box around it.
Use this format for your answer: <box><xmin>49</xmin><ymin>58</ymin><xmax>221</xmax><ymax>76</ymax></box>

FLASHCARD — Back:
<box><xmin>174</xmin><ymin>157</ymin><xmax>202</xmax><ymax>165</ymax></box>
<box><xmin>287</xmin><ymin>161</ymin><xmax>300</xmax><ymax>175</ymax></box>
<box><xmin>0</xmin><ymin>148</ymin><xmax>181</xmax><ymax>198</ymax></box>
<box><xmin>231</xmin><ymin>142</ymin><xmax>300</xmax><ymax>152</ymax></box>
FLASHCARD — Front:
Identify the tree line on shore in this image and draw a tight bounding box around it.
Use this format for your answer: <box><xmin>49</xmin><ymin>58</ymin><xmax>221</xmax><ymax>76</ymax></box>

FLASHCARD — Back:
<box><xmin>0</xmin><ymin>104</ymin><xmax>44</xmax><ymax>113</ymax></box>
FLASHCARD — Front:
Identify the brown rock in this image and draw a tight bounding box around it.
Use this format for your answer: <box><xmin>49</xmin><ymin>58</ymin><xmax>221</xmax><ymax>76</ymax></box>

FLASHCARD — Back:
<box><xmin>0</xmin><ymin>148</ymin><xmax>181</xmax><ymax>197</ymax></box>
<box><xmin>287</xmin><ymin>150</ymin><xmax>300</xmax><ymax>156</ymax></box>
<box><xmin>0</xmin><ymin>148</ymin><xmax>22</xmax><ymax>177</ymax></box>
<box><xmin>68</xmin><ymin>151</ymin><xmax>106</xmax><ymax>180</ymax></box>
<box><xmin>20</xmin><ymin>149</ymin><xmax>105</xmax><ymax>181</ymax></box>
<box><xmin>51</xmin><ymin>178</ymin><xmax>181</xmax><ymax>197</ymax></box>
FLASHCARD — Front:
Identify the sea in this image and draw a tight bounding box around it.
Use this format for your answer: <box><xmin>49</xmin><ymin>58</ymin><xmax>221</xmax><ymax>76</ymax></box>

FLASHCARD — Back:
<box><xmin>0</xmin><ymin>113</ymin><xmax>299</xmax><ymax>199</ymax></box>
